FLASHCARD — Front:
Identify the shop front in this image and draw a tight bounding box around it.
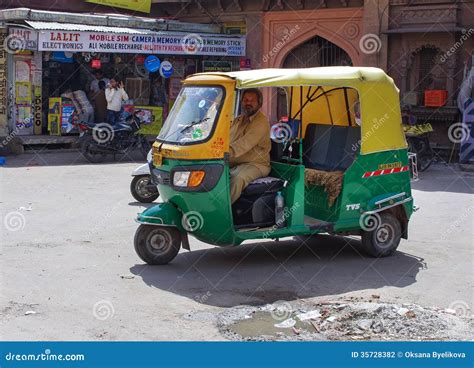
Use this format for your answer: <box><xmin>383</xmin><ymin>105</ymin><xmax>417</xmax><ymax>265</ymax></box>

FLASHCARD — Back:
<box><xmin>2</xmin><ymin>11</ymin><xmax>246</xmax><ymax>143</ymax></box>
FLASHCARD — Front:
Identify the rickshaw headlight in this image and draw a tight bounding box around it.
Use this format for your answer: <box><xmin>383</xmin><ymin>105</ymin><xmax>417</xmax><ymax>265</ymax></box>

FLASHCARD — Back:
<box><xmin>173</xmin><ymin>171</ymin><xmax>191</xmax><ymax>187</ymax></box>
<box><xmin>173</xmin><ymin>170</ymin><xmax>206</xmax><ymax>188</ymax></box>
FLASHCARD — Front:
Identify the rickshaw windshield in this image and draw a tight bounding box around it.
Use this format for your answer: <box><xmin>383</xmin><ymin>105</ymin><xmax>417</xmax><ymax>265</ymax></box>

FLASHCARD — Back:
<box><xmin>157</xmin><ymin>86</ymin><xmax>224</xmax><ymax>144</ymax></box>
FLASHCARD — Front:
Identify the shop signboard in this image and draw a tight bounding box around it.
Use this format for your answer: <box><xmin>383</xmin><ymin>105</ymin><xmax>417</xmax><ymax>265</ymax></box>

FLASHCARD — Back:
<box><xmin>202</xmin><ymin>61</ymin><xmax>232</xmax><ymax>72</ymax></box>
<box><xmin>8</xmin><ymin>28</ymin><xmax>38</xmax><ymax>51</ymax></box>
<box><xmin>159</xmin><ymin>61</ymin><xmax>173</xmax><ymax>78</ymax></box>
<box><xmin>37</xmin><ymin>30</ymin><xmax>245</xmax><ymax>57</ymax></box>
<box><xmin>86</xmin><ymin>0</ymin><xmax>151</xmax><ymax>14</ymax></box>
<box><xmin>0</xmin><ymin>29</ymin><xmax>7</xmax><ymax>136</ymax></box>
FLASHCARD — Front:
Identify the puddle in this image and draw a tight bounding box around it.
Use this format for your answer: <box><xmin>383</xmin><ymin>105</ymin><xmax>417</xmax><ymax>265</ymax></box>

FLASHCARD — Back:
<box><xmin>217</xmin><ymin>300</ymin><xmax>473</xmax><ymax>341</ymax></box>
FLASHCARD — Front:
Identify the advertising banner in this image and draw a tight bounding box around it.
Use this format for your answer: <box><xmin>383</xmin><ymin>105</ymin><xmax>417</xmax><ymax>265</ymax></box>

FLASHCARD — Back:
<box><xmin>37</xmin><ymin>30</ymin><xmax>245</xmax><ymax>57</ymax></box>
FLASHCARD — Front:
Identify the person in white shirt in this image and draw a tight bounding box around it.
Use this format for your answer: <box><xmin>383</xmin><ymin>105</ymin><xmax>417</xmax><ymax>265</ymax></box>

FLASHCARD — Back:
<box><xmin>105</xmin><ymin>78</ymin><xmax>128</xmax><ymax>126</ymax></box>
<box><xmin>90</xmin><ymin>70</ymin><xmax>110</xmax><ymax>94</ymax></box>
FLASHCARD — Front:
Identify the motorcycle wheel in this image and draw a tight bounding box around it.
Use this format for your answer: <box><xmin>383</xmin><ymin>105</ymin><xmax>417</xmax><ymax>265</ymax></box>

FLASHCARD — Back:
<box><xmin>130</xmin><ymin>175</ymin><xmax>159</xmax><ymax>203</ymax></box>
<box><xmin>80</xmin><ymin>135</ymin><xmax>107</xmax><ymax>163</ymax></box>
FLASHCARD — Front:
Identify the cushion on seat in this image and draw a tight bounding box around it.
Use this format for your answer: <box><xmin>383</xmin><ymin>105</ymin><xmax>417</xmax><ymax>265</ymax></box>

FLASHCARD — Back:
<box><xmin>242</xmin><ymin>176</ymin><xmax>284</xmax><ymax>196</ymax></box>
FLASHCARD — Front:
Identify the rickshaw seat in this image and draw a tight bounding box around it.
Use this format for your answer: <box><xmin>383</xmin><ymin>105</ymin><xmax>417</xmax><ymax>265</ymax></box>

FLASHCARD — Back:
<box><xmin>303</xmin><ymin>124</ymin><xmax>360</xmax><ymax>171</ymax></box>
<box><xmin>242</xmin><ymin>177</ymin><xmax>284</xmax><ymax>196</ymax></box>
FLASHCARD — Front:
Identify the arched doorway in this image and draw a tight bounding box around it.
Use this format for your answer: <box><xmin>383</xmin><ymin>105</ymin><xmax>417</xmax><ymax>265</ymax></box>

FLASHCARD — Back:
<box><xmin>283</xmin><ymin>36</ymin><xmax>353</xmax><ymax>68</ymax></box>
<box><xmin>277</xmin><ymin>36</ymin><xmax>353</xmax><ymax>118</ymax></box>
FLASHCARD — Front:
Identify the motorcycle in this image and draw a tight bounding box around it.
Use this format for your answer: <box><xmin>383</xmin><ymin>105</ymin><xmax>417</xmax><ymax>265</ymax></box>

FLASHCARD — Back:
<box><xmin>130</xmin><ymin>150</ymin><xmax>159</xmax><ymax>203</ymax></box>
<box><xmin>76</xmin><ymin>110</ymin><xmax>151</xmax><ymax>163</ymax></box>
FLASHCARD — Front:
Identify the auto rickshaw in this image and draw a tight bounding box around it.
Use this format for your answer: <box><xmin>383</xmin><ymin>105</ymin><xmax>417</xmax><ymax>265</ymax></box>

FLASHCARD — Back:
<box><xmin>134</xmin><ymin>67</ymin><xmax>415</xmax><ymax>265</ymax></box>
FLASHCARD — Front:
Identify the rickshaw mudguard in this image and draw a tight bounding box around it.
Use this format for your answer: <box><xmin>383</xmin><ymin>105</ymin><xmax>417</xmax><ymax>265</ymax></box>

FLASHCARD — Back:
<box><xmin>136</xmin><ymin>202</ymin><xmax>185</xmax><ymax>232</ymax></box>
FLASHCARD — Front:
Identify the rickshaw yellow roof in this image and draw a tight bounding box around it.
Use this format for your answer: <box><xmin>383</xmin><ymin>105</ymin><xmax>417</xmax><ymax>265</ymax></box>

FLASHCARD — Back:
<box><xmin>195</xmin><ymin>67</ymin><xmax>396</xmax><ymax>89</ymax></box>
<box><xmin>188</xmin><ymin>67</ymin><xmax>406</xmax><ymax>154</ymax></box>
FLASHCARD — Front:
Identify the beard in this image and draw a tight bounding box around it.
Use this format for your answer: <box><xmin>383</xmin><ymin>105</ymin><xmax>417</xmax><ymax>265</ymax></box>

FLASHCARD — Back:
<box><xmin>243</xmin><ymin>105</ymin><xmax>258</xmax><ymax>116</ymax></box>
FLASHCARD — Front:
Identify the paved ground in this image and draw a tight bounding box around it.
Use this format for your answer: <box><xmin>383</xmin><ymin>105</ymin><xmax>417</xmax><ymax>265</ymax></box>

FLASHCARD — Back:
<box><xmin>1</xmin><ymin>151</ymin><xmax>472</xmax><ymax>340</ymax></box>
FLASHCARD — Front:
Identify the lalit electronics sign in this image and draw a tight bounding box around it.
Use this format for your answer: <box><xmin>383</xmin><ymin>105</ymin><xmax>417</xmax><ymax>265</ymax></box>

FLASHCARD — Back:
<box><xmin>37</xmin><ymin>31</ymin><xmax>245</xmax><ymax>57</ymax></box>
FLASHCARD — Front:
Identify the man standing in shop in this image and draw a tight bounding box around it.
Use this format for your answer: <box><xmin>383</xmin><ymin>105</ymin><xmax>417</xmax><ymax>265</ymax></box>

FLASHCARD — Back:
<box><xmin>90</xmin><ymin>70</ymin><xmax>109</xmax><ymax>94</ymax></box>
<box><xmin>105</xmin><ymin>78</ymin><xmax>128</xmax><ymax>126</ymax></box>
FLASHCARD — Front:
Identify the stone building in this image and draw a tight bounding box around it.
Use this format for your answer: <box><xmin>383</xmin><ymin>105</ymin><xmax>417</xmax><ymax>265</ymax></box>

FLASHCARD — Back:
<box><xmin>3</xmin><ymin>0</ymin><xmax>474</xmax><ymax>147</ymax></box>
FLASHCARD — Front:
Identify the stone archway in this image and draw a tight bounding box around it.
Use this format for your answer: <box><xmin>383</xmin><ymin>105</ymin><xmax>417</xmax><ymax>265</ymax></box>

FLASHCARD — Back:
<box><xmin>260</xmin><ymin>8</ymin><xmax>364</xmax><ymax>120</ymax></box>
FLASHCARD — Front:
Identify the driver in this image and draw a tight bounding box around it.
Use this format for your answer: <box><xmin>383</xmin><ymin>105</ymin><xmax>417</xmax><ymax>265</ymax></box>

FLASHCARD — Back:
<box><xmin>230</xmin><ymin>88</ymin><xmax>271</xmax><ymax>204</ymax></box>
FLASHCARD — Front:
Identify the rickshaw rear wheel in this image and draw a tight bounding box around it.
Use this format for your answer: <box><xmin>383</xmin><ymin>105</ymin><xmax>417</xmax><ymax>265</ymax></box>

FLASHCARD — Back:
<box><xmin>134</xmin><ymin>225</ymin><xmax>181</xmax><ymax>265</ymax></box>
<box><xmin>361</xmin><ymin>213</ymin><xmax>402</xmax><ymax>257</ymax></box>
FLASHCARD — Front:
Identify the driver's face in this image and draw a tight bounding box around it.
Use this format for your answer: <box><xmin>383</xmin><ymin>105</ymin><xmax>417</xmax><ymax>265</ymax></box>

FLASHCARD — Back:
<box><xmin>242</xmin><ymin>92</ymin><xmax>259</xmax><ymax>116</ymax></box>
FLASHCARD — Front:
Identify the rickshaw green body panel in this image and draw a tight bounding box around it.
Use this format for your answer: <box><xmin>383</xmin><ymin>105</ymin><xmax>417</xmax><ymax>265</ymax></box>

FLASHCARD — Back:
<box><xmin>136</xmin><ymin>67</ymin><xmax>415</xmax><ymax>249</ymax></box>
<box><xmin>137</xmin><ymin>146</ymin><xmax>413</xmax><ymax>246</ymax></box>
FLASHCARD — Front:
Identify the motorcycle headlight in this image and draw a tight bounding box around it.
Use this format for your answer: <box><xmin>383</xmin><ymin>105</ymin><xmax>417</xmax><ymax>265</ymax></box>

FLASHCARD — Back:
<box><xmin>173</xmin><ymin>171</ymin><xmax>205</xmax><ymax>188</ymax></box>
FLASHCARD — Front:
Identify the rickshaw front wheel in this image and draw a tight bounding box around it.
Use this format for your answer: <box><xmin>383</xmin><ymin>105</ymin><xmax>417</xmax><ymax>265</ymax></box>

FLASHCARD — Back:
<box><xmin>361</xmin><ymin>213</ymin><xmax>402</xmax><ymax>257</ymax></box>
<box><xmin>134</xmin><ymin>225</ymin><xmax>181</xmax><ymax>265</ymax></box>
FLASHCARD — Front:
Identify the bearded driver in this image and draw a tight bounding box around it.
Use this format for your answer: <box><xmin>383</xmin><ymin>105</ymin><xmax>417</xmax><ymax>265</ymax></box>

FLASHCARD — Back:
<box><xmin>229</xmin><ymin>88</ymin><xmax>271</xmax><ymax>204</ymax></box>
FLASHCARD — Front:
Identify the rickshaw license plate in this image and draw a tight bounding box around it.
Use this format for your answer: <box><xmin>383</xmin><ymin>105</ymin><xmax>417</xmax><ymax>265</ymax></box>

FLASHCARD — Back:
<box><xmin>153</xmin><ymin>153</ymin><xmax>163</xmax><ymax>166</ymax></box>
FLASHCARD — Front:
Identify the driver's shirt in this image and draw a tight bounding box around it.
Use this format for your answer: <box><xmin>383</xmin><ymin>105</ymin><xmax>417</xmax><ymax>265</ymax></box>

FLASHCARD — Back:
<box><xmin>230</xmin><ymin>110</ymin><xmax>271</xmax><ymax>169</ymax></box>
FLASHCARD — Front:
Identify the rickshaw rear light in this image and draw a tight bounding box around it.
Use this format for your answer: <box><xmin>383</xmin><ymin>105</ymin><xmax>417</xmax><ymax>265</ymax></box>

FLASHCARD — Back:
<box><xmin>173</xmin><ymin>171</ymin><xmax>191</xmax><ymax>187</ymax></box>
<box><xmin>188</xmin><ymin>171</ymin><xmax>205</xmax><ymax>187</ymax></box>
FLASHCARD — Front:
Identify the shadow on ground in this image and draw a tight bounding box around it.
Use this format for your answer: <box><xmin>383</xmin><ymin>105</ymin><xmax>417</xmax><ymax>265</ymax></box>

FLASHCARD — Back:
<box><xmin>130</xmin><ymin>234</ymin><xmax>426</xmax><ymax>307</ymax></box>
<box><xmin>3</xmin><ymin>150</ymin><xmax>146</xmax><ymax>168</ymax></box>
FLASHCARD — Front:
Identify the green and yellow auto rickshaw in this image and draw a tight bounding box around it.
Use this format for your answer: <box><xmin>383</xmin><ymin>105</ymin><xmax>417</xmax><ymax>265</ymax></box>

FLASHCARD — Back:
<box><xmin>134</xmin><ymin>67</ymin><xmax>415</xmax><ymax>265</ymax></box>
